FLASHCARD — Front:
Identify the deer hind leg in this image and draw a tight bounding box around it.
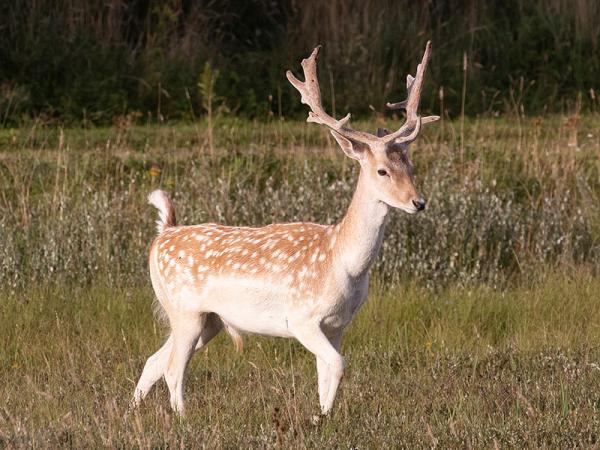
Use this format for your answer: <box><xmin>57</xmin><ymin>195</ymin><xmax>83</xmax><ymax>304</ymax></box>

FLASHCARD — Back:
<box><xmin>132</xmin><ymin>315</ymin><xmax>222</xmax><ymax>409</ymax></box>
<box><xmin>133</xmin><ymin>313</ymin><xmax>223</xmax><ymax>407</ymax></box>
<box><xmin>194</xmin><ymin>313</ymin><xmax>223</xmax><ymax>350</ymax></box>
<box><xmin>133</xmin><ymin>335</ymin><xmax>173</xmax><ymax>405</ymax></box>
<box><xmin>164</xmin><ymin>314</ymin><xmax>205</xmax><ymax>415</ymax></box>
<box><xmin>294</xmin><ymin>326</ymin><xmax>345</xmax><ymax>415</ymax></box>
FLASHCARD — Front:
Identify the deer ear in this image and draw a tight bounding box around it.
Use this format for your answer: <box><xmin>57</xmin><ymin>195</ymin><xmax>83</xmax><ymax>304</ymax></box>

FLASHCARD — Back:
<box><xmin>331</xmin><ymin>130</ymin><xmax>365</xmax><ymax>161</ymax></box>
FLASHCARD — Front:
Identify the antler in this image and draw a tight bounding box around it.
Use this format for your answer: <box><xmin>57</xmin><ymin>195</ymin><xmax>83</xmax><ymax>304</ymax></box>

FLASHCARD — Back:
<box><xmin>287</xmin><ymin>42</ymin><xmax>438</xmax><ymax>149</ymax></box>
<box><xmin>384</xmin><ymin>40</ymin><xmax>440</xmax><ymax>145</ymax></box>
<box><xmin>286</xmin><ymin>46</ymin><xmax>379</xmax><ymax>147</ymax></box>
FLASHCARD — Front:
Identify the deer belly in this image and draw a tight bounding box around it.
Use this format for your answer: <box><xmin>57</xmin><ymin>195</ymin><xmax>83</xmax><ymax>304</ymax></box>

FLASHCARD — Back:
<box><xmin>203</xmin><ymin>276</ymin><xmax>296</xmax><ymax>338</ymax></box>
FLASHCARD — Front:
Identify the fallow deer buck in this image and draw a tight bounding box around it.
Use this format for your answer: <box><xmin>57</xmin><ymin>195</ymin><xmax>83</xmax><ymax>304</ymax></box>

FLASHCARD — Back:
<box><xmin>133</xmin><ymin>42</ymin><xmax>438</xmax><ymax>416</ymax></box>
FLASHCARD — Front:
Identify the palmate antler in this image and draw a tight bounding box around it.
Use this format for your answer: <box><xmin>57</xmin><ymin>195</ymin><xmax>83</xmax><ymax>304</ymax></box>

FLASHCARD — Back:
<box><xmin>286</xmin><ymin>46</ymin><xmax>379</xmax><ymax>146</ymax></box>
<box><xmin>385</xmin><ymin>41</ymin><xmax>440</xmax><ymax>143</ymax></box>
<box><xmin>287</xmin><ymin>41</ymin><xmax>439</xmax><ymax>148</ymax></box>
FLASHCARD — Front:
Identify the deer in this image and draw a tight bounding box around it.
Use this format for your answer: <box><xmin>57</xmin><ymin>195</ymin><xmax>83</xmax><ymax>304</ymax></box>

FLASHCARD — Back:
<box><xmin>132</xmin><ymin>41</ymin><xmax>439</xmax><ymax>417</ymax></box>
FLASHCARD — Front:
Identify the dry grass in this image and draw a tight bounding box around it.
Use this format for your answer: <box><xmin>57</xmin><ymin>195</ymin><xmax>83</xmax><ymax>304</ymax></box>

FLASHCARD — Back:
<box><xmin>0</xmin><ymin>116</ymin><xmax>599</xmax><ymax>447</ymax></box>
<box><xmin>0</xmin><ymin>116</ymin><xmax>598</xmax><ymax>288</ymax></box>
<box><xmin>2</xmin><ymin>273</ymin><xmax>600</xmax><ymax>447</ymax></box>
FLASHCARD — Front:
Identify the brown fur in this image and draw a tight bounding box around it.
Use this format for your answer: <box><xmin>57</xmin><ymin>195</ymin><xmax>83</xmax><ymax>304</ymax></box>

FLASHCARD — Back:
<box><xmin>152</xmin><ymin>222</ymin><xmax>339</xmax><ymax>303</ymax></box>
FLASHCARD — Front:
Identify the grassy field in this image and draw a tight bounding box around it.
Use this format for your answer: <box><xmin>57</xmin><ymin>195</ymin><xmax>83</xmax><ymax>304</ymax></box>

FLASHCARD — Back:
<box><xmin>2</xmin><ymin>274</ymin><xmax>600</xmax><ymax>447</ymax></box>
<box><xmin>1</xmin><ymin>116</ymin><xmax>600</xmax><ymax>447</ymax></box>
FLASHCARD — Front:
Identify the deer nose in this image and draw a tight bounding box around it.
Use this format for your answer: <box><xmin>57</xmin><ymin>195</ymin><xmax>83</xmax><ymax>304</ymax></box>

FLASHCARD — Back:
<box><xmin>412</xmin><ymin>198</ymin><xmax>426</xmax><ymax>211</ymax></box>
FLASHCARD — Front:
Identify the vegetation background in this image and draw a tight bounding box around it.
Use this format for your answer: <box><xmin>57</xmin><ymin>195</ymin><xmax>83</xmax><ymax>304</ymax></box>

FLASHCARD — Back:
<box><xmin>2</xmin><ymin>0</ymin><xmax>600</xmax><ymax>123</ymax></box>
<box><xmin>1</xmin><ymin>0</ymin><xmax>600</xmax><ymax>447</ymax></box>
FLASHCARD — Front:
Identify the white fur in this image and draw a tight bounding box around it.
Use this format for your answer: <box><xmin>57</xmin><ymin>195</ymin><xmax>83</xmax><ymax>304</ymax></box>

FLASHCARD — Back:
<box><xmin>147</xmin><ymin>190</ymin><xmax>172</xmax><ymax>233</ymax></box>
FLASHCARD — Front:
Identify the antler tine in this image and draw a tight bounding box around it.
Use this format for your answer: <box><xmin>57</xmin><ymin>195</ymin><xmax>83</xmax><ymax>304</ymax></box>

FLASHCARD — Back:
<box><xmin>286</xmin><ymin>46</ymin><xmax>378</xmax><ymax>145</ymax></box>
<box><xmin>385</xmin><ymin>41</ymin><xmax>439</xmax><ymax>145</ymax></box>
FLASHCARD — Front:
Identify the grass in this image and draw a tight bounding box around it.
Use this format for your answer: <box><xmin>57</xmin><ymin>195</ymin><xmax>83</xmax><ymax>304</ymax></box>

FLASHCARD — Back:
<box><xmin>2</xmin><ymin>272</ymin><xmax>600</xmax><ymax>447</ymax></box>
<box><xmin>0</xmin><ymin>116</ymin><xmax>599</xmax><ymax>446</ymax></box>
<box><xmin>1</xmin><ymin>116</ymin><xmax>599</xmax><ymax>288</ymax></box>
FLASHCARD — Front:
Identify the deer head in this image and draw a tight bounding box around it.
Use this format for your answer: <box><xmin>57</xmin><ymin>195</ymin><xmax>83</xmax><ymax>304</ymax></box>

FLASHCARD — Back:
<box><xmin>287</xmin><ymin>41</ymin><xmax>439</xmax><ymax>214</ymax></box>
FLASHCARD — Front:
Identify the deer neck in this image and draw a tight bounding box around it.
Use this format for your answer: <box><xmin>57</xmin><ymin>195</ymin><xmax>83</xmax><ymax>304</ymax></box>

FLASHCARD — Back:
<box><xmin>334</xmin><ymin>170</ymin><xmax>390</xmax><ymax>279</ymax></box>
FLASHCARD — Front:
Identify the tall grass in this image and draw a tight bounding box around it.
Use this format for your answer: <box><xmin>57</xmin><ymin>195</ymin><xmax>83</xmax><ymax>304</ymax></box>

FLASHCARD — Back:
<box><xmin>1</xmin><ymin>117</ymin><xmax>599</xmax><ymax>446</ymax></box>
<box><xmin>0</xmin><ymin>116</ymin><xmax>598</xmax><ymax>290</ymax></box>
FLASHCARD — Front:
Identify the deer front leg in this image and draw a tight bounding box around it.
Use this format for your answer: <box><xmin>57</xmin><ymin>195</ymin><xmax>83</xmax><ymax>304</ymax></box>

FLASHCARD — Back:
<box><xmin>316</xmin><ymin>356</ymin><xmax>330</xmax><ymax>409</ymax></box>
<box><xmin>316</xmin><ymin>332</ymin><xmax>342</xmax><ymax>411</ymax></box>
<box><xmin>295</xmin><ymin>326</ymin><xmax>345</xmax><ymax>415</ymax></box>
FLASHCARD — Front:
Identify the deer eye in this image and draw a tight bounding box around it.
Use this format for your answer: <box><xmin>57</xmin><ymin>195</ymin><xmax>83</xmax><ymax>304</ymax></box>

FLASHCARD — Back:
<box><xmin>377</xmin><ymin>169</ymin><xmax>388</xmax><ymax>176</ymax></box>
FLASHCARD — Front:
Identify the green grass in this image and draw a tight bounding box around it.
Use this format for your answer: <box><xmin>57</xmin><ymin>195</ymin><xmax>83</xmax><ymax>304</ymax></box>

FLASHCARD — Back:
<box><xmin>1</xmin><ymin>117</ymin><xmax>599</xmax><ymax>446</ymax></box>
<box><xmin>1</xmin><ymin>116</ymin><xmax>599</xmax><ymax>288</ymax></box>
<box><xmin>2</xmin><ymin>272</ymin><xmax>600</xmax><ymax>447</ymax></box>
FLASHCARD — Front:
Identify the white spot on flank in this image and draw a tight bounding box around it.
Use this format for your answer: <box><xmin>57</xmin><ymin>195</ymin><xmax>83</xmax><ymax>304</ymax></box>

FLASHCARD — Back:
<box><xmin>329</xmin><ymin>235</ymin><xmax>337</xmax><ymax>249</ymax></box>
<box><xmin>310</xmin><ymin>250</ymin><xmax>319</xmax><ymax>263</ymax></box>
<box><xmin>318</xmin><ymin>253</ymin><xmax>326</xmax><ymax>262</ymax></box>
